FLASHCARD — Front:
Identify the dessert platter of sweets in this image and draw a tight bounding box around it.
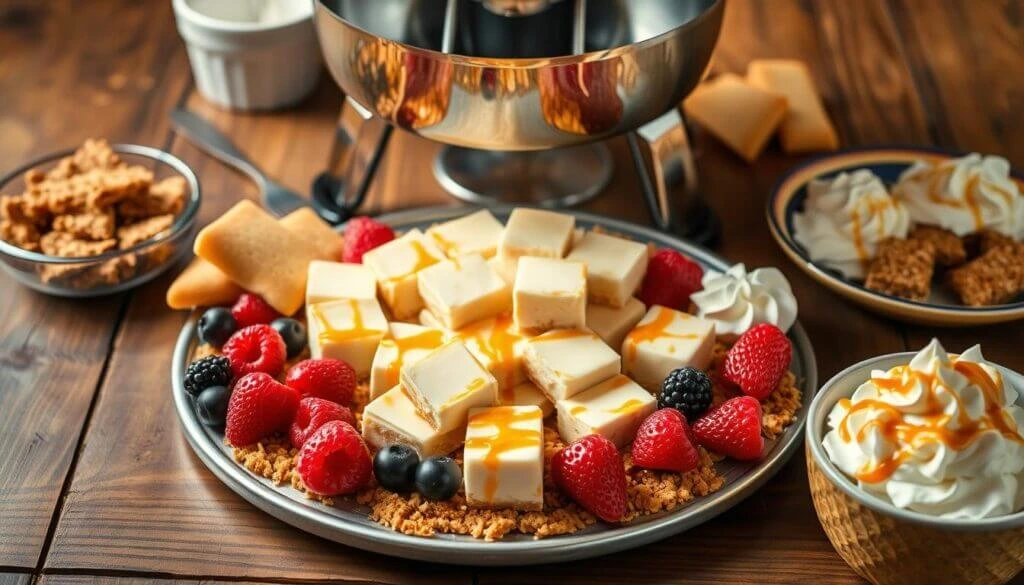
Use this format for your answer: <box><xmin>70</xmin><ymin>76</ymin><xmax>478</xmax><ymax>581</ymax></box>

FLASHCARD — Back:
<box><xmin>769</xmin><ymin>148</ymin><xmax>1024</xmax><ymax>325</ymax></box>
<box><xmin>168</xmin><ymin>201</ymin><xmax>815</xmax><ymax>563</ymax></box>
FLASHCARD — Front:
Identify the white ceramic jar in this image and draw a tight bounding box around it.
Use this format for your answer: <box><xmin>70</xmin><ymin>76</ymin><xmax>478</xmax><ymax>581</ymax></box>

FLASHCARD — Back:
<box><xmin>173</xmin><ymin>0</ymin><xmax>322</xmax><ymax>111</ymax></box>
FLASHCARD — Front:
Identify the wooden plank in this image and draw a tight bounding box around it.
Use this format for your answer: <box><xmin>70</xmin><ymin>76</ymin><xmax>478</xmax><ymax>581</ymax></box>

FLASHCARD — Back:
<box><xmin>886</xmin><ymin>0</ymin><xmax>1024</xmax><ymax>373</ymax></box>
<box><xmin>0</xmin><ymin>0</ymin><xmax>189</xmax><ymax>568</ymax></box>
<box><xmin>0</xmin><ymin>575</ymin><xmax>31</xmax><ymax>585</ymax></box>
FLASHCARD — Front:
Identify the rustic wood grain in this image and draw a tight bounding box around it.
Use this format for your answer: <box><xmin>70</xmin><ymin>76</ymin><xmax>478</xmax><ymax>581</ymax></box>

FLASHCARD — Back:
<box><xmin>0</xmin><ymin>0</ymin><xmax>187</xmax><ymax>568</ymax></box>
<box><xmin>0</xmin><ymin>575</ymin><xmax>31</xmax><ymax>585</ymax></box>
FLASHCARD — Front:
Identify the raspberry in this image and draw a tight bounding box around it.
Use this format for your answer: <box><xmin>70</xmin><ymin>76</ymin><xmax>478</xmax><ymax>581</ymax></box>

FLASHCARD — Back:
<box><xmin>289</xmin><ymin>397</ymin><xmax>356</xmax><ymax>449</ymax></box>
<box><xmin>658</xmin><ymin>367</ymin><xmax>713</xmax><ymax>421</ymax></box>
<box><xmin>551</xmin><ymin>434</ymin><xmax>627</xmax><ymax>523</ymax></box>
<box><xmin>231</xmin><ymin>293</ymin><xmax>281</xmax><ymax>328</ymax></box>
<box><xmin>638</xmin><ymin>249</ymin><xmax>704</xmax><ymax>311</ymax></box>
<box><xmin>723</xmin><ymin>323</ymin><xmax>792</xmax><ymax>401</ymax></box>
<box><xmin>296</xmin><ymin>421</ymin><xmax>373</xmax><ymax>496</ymax></box>
<box><xmin>692</xmin><ymin>396</ymin><xmax>764</xmax><ymax>461</ymax></box>
<box><xmin>222</xmin><ymin>324</ymin><xmax>287</xmax><ymax>378</ymax></box>
<box><xmin>225</xmin><ymin>373</ymin><xmax>301</xmax><ymax>446</ymax></box>
<box><xmin>285</xmin><ymin>358</ymin><xmax>357</xmax><ymax>405</ymax></box>
<box><xmin>632</xmin><ymin>409</ymin><xmax>700</xmax><ymax>473</ymax></box>
<box><xmin>343</xmin><ymin>216</ymin><xmax>395</xmax><ymax>263</ymax></box>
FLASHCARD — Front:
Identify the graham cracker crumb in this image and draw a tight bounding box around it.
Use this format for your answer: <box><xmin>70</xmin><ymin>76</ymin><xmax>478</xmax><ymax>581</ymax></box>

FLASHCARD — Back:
<box><xmin>117</xmin><ymin>213</ymin><xmax>174</xmax><ymax>249</ymax></box>
<box><xmin>909</xmin><ymin>225</ymin><xmax>966</xmax><ymax>267</ymax></box>
<box><xmin>39</xmin><ymin>231</ymin><xmax>117</xmax><ymax>257</ymax></box>
<box><xmin>52</xmin><ymin>209</ymin><xmax>117</xmax><ymax>240</ymax></box>
<box><xmin>0</xmin><ymin>220</ymin><xmax>41</xmax><ymax>250</ymax></box>
<box><xmin>947</xmin><ymin>243</ymin><xmax>1024</xmax><ymax>306</ymax></box>
<box><xmin>977</xmin><ymin>229</ymin><xmax>1016</xmax><ymax>255</ymax></box>
<box><xmin>864</xmin><ymin>237</ymin><xmax>935</xmax><ymax>301</ymax></box>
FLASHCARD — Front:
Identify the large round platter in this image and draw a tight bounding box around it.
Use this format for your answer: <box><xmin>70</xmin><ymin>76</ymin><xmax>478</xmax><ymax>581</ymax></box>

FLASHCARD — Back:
<box><xmin>172</xmin><ymin>205</ymin><xmax>818</xmax><ymax>566</ymax></box>
<box><xmin>768</xmin><ymin>146</ymin><xmax>1024</xmax><ymax>326</ymax></box>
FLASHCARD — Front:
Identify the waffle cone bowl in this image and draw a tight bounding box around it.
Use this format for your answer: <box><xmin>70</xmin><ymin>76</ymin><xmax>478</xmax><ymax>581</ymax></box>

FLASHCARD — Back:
<box><xmin>806</xmin><ymin>445</ymin><xmax>1024</xmax><ymax>585</ymax></box>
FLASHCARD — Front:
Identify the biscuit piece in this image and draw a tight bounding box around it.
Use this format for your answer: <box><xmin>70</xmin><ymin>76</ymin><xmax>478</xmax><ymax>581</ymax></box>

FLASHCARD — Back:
<box><xmin>746</xmin><ymin>60</ymin><xmax>839</xmax><ymax>153</ymax></box>
<box><xmin>117</xmin><ymin>214</ymin><xmax>175</xmax><ymax>249</ymax></box>
<box><xmin>1</xmin><ymin>193</ymin><xmax>50</xmax><ymax>225</ymax></box>
<box><xmin>863</xmin><ymin>238</ymin><xmax>935</xmax><ymax>301</ymax></box>
<box><xmin>166</xmin><ymin>257</ymin><xmax>245</xmax><ymax>309</ymax></box>
<box><xmin>39</xmin><ymin>231</ymin><xmax>117</xmax><ymax>258</ymax></box>
<box><xmin>683</xmin><ymin>73</ymin><xmax>788</xmax><ymax>162</ymax></box>
<box><xmin>0</xmin><ymin>220</ymin><xmax>41</xmax><ymax>251</ymax></box>
<box><xmin>948</xmin><ymin>244</ymin><xmax>1024</xmax><ymax>306</ymax></box>
<box><xmin>977</xmin><ymin>229</ymin><xmax>1016</xmax><ymax>254</ymax></box>
<box><xmin>117</xmin><ymin>176</ymin><xmax>187</xmax><ymax>219</ymax></box>
<box><xmin>278</xmin><ymin>207</ymin><xmax>344</xmax><ymax>261</ymax></box>
<box><xmin>909</xmin><ymin>225</ymin><xmax>967</xmax><ymax>267</ymax></box>
<box><xmin>52</xmin><ymin>209</ymin><xmax>117</xmax><ymax>241</ymax></box>
<box><xmin>194</xmin><ymin>200</ymin><xmax>319</xmax><ymax>315</ymax></box>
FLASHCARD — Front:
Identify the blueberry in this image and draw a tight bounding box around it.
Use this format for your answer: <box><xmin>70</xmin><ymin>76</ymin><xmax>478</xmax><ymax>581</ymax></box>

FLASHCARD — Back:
<box><xmin>196</xmin><ymin>385</ymin><xmax>231</xmax><ymax>428</ymax></box>
<box><xmin>373</xmin><ymin>444</ymin><xmax>420</xmax><ymax>492</ymax></box>
<box><xmin>414</xmin><ymin>456</ymin><xmax>462</xmax><ymax>501</ymax></box>
<box><xmin>271</xmin><ymin>317</ymin><xmax>307</xmax><ymax>359</ymax></box>
<box><xmin>197</xmin><ymin>307</ymin><xmax>237</xmax><ymax>346</ymax></box>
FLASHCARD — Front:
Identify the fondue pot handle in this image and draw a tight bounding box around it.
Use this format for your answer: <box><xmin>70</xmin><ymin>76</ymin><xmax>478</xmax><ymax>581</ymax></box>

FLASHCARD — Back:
<box><xmin>627</xmin><ymin>108</ymin><xmax>719</xmax><ymax>246</ymax></box>
<box><xmin>312</xmin><ymin>96</ymin><xmax>394</xmax><ymax>225</ymax></box>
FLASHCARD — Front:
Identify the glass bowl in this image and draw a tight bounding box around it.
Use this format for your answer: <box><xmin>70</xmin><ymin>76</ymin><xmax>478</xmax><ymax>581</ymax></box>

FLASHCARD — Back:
<box><xmin>0</xmin><ymin>144</ymin><xmax>200</xmax><ymax>297</ymax></box>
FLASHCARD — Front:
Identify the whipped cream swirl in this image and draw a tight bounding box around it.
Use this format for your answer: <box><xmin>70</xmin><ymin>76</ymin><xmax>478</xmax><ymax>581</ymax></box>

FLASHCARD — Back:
<box><xmin>823</xmin><ymin>339</ymin><xmax>1024</xmax><ymax>520</ymax></box>
<box><xmin>793</xmin><ymin>170</ymin><xmax>911</xmax><ymax>279</ymax></box>
<box><xmin>893</xmin><ymin>153</ymin><xmax>1023</xmax><ymax>239</ymax></box>
<box><xmin>690</xmin><ymin>263</ymin><xmax>797</xmax><ymax>341</ymax></box>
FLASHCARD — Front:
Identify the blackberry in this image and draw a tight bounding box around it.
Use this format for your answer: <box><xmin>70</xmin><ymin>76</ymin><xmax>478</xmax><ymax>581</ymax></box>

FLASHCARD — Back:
<box><xmin>659</xmin><ymin>367</ymin><xmax>713</xmax><ymax>421</ymax></box>
<box><xmin>184</xmin><ymin>355</ymin><xmax>232</xmax><ymax>396</ymax></box>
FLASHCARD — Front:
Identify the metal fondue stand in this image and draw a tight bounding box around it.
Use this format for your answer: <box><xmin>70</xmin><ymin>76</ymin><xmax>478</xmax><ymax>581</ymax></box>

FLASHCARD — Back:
<box><xmin>310</xmin><ymin>0</ymin><xmax>724</xmax><ymax>244</ymax></box>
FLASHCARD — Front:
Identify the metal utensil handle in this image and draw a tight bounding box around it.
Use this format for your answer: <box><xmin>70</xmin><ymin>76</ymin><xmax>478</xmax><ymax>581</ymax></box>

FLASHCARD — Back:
<box><xmin>170</xmin><ymin>108</ymin><xmax>265</xmax><ymax>186</ymax></box>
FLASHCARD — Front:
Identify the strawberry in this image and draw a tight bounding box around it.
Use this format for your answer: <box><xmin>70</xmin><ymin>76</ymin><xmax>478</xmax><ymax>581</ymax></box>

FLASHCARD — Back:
<box><xmin>638</xmin><ymin>249</ymin><xmax>704</xmax><ymax>310</ymax></box>
<box><xmin>551</xmin><ymin>434</ymin><xmax>627</xmax><ymax>523</ymax></box>
<box><xmin>723</xmin><ymin>323</ymin><xmax>792</xmax><ymax>401</ymax></box>
<box><xmin>225</xmin><ymin>373</ymin><xmax>301</xmax><ymax>446</ymax></box>
<box><xmin>631</xmin><ymin>409</ymin><xmax>700</xmax><ymax>473</ymax></box>
<box><xmin>285</xmin><ymin>358</ymin><xmax>357</xmax><ymax>405</ymax></box>
<box><xmin>296</xmin><ymin>420</ymin><xmax>373</xmax><ymax>496</ymax></box>
<box><xmin>691</xmin><ymin>396</ymin><xmax>764</xmax><ymax>461</ymax></box>
<box><xmin>289</xmin><ymin>397</ymin><xmax>356</xmax><ymax>449</ymax></box>
<box><xmin>231</xmin><ymin>293</ymin><xmax>282</xmax><ymax>328</ymax></box>
<box><xmin>222</xmin><ymin>324</ymin><xmax>287</xmax><ymax>378</ymax></box>
<box><xmin>343</xmin><ymin>216</ymin><xmax>395</xmax><ymax>263</ymax></box>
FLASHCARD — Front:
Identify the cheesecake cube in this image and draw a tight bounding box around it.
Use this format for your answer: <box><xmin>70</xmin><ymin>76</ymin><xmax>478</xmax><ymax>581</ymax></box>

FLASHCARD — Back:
<box><xmin>307</xmin><ymin>298</ymin><xmax>389</xmax><ymax>378</ymax></box>
<box><xmin>362</xmin><ymin>229</ymin><xmax>444</xmax><ymax>320</ymax></box>
<box><xmin>499</xmin><ymin>381</ymin><xmax>554</xmax><ymax>417</ymax></box>
<box><xmin>497</xmin><ymin>208</ymin><xmax>575</xmax><ymax>280</ymax></box>
<box><xmin>369</xmin><ymin>322</ymin><xmax>447</xmax><ymax>400</ymax></box>
<box><xmin>400</xmin><ymin>340</ymin><xmax>498</xmax><ymax>433</ymax></box>
<box><xmin>567</xmin><ymin>231</ymin><xmax>648</xmax><ymax>308</ymax></box>
<box><xmin>362</xmin><ymin>386</ymin><xmax>465</xmax><ymax>458</ymax></box>
<box><xmin>622</xmin><ymin>305</ymin><xmax>716</xmax><ymax>391</ymax></box>
<box><xmin>455</xmin><ymin>313</ymin><xmax>530</xmax><ymax>392</ymax></box>
<box><xmin>523</xmin><ymin>329</ymin><xmax>620</xmax><ymax>401</ymax></box>
<box><xmin>513</xmin><ymin>257</ymin><xmax>587</xmax><ymax>332</ymax></box>
<box><xmin>556</xmin><ymin>374</ymin><xmax>657</xmax><ymax>448</ymax></box>
<box><xmin>417</xmin><ymin>253</ymin><xmax>511</xmax><ymax>330</ymax></box>
<box><xmin>464</xmin><ymin>405</ymin><xmax>544</xmax><ymax>511</ymax></box>
<box><xmin>305</xmin><ymin>260</ymin><xmax>377</xmax><ymax>306</ymax></box>
<box><xmin>426</xmin><ymin>209</ymin><xmax>504</xmax><ymax>259</ymax></box>
<box><xmin>586</xmin><ymin>297</ymin><xmax>646</xmax><ymax>350</ymax></box>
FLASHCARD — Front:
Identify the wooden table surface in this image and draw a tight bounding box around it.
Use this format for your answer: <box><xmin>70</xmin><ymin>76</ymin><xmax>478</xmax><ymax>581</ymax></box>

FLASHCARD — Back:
<box><xmin>1</xmin><ymin>0</ymin><xmax>1022</xmax><ymax>583</ymax></box>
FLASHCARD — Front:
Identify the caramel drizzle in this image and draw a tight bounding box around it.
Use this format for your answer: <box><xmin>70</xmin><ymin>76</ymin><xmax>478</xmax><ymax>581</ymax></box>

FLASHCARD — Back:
<box><xmin>455</xmin><ymin>314</ymin><xmax>523</xmax><ymax>402</ymax></box>
<box><xmin>466</xmin><ymin>408</ymin><xmax>542</xmax><ymax>503</ymax></box>
<box><xmin>385</xmin><ymin>239</ymin><xmax>439</xmax><ymax>282</ymax></box>
<box><xmin>310</xmin><ymin>299</ymin><xmax>383</xmax><ymax>344</ymax></box>
<box><xmin>623</xmin><ymin>307</ymin><xmax>698</xmax><ymax>368</ymax></box>
<box><xmin>429</xmin><ymin>230</ymin><xmax>458</xmax><ymax>257</ymax></box>
<box><xmin>849</xmin><ymin>197</ymin><xmax>894</xmax><ymax>266</ymax></box>
<box><xmin>837</xmin><ymin>359</ymin><xmax>1024</xmax><ymax>483</ymax></box>
<box><xmin>918</xmin><ymin>165</ymin><xmax>986</xmax><ymax>231</ymax></box>
<box><xmin>379</xmin><ymin>328</ymin><xmax>446</xmax><ymax>390</ymax></box>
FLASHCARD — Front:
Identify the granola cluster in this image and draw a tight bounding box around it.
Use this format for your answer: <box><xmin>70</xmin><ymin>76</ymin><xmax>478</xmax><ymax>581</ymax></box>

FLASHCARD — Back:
<box><xmin>0</xmin><ymin>139</ymin><xmax>188</xmax><ymax>289</ymax></box>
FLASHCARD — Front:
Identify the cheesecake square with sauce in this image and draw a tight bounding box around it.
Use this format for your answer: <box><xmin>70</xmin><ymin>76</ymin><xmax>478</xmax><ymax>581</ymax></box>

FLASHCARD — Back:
<box><xmin>498</xmin><ymin>380</ymin><xmax>554</xmax><ymax>417</ymax></box>
<box><xmin>362</xmin><ymin>386</ymin><xmax>465</xmax><ymax>458</ymax></box>
<box><xmin>464</xmin><ymin>405</ymin><xmax>544</xmax><ymax>511</ymax></box>
<box><xmin>305</xmin><ymin>260</ymin><xmax>377</xmax><ymax>306</ymax></box>
<box><xmin>399</xmin><ymin>340</ymin><xmax>498</xmax><ymax>433</ymax></box>
<box><xmin>586</xmin><ymin>297</ymin><xmax>646</xmax><ymax>350</ymax></box>
<box><xmin>522</xmin><ymin>329</ymin><xmax>620</xmax><ymax>401</ymax></box>
<box><xmin>417</xmin><ymin>253</ymin><xmax>512</xmax><ymax>330</ymax></box>
<box><xmin>496</xmin><ymin>208</ymin><xmax>575</xmax><ymax>281</ymax></box>
<box><xmin>362</xmin><ymin>229</ymin><xmax>444</xmax><ymax>321</ymax></box>
<box><xmin>567</xmin><ymin>231</ymin><xmax>649</xmax><ymax>308</ymax></box>
<box><xmin>556</xmin><ymin>374</ymin><xmax>657</xmax><ymax>448</ymax></box>
<box><xmin>306</xmin><ymin>298</ymin><xmax>389</xmax><ymax>378</ymax></box>
<box><xmin>425</xmin><ymin>209</ymin><xmax>504</xmax><ymax>259</ymax></box>
<box><xmin>453</xmin><ymin>313</ymin><xmax>531</xmax><ymax>393</ymax></box>
<box><xmin>369</xmin><ymin>322</ymin><xmax>447</xmax><ymax>400</ymax></box>
<box><xmin>622</xmin><ymin>305</ymin><xmax>716</xmax><ymax>391</ymax></box>
<box><xmin>513</xmin><ymin>256</ymin><xmax>587</xmax><ymax>332</ymax></box>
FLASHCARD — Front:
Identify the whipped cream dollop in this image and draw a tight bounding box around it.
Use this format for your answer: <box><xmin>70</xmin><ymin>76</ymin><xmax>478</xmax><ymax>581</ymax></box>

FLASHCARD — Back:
<box><xmin>793</xmin><ymin>170</ymin><xmax>911</xmax><ymax>279</ymax></box>
<box><xmin>690</xmin><ymin>263</ymin><xmax>797</xmax><ymax>340</ymax></box>
<box><xmin>893</xmin><ymin>154</ymin><xmax>1024</xmax><ymax>239</ymax></box>
<box><xmin>823</xmin><ymin>339</ymin><xmax>1024</xmax><ymax>520</ymax></box>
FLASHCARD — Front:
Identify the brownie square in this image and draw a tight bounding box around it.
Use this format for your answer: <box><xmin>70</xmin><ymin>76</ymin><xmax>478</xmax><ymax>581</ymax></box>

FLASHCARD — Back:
<box><xmin>864</xmin><ymin>238</ymin><xmax>936</xmax><ymax>301</ymax></box>
<box><xmin>948</xmin><ymin>243</ymin><xmax>1024</xmax><ymax>306</ymax></box>
<box><xmin>909</xmin><ymin>225</ymin><xmax>966</xmax><ymax>267</ymax></box>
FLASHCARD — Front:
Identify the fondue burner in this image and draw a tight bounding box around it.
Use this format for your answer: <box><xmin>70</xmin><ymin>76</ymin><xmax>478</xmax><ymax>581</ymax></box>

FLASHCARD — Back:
<box><xmin>311</xmin><ymin>0</ymin><xmax>724</xmax><ymax>243</ymax></box>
